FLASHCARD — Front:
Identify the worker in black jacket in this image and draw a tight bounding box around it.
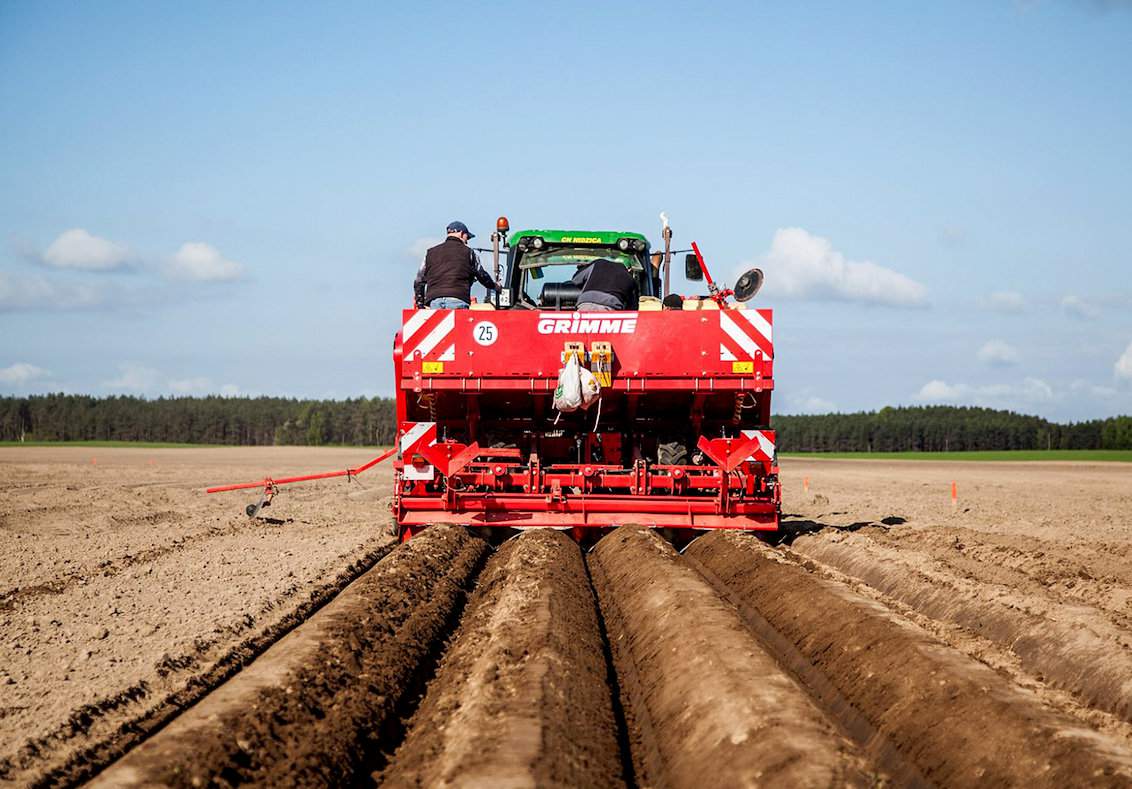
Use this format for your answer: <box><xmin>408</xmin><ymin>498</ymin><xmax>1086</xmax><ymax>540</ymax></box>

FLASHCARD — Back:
<box><xmin>413</xmin><ymin>221</ymin><xmax>496</xmax><ymax>308</ymax></box>
<box><xmin>572</xmin><ymin>258</ymin><xmax>639</xmax><ymax>311</ymax></box>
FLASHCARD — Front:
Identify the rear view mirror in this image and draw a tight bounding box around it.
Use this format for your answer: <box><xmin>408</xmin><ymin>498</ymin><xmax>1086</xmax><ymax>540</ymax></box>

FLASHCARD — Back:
<box><xmin>684</xmin><ymin>253</ymin><xmax>703</xmax><ymax>281</ymax></box>
<box><xmin>733</xmin><ymin>268</ymin><xmax>764</xmax><ymax>302</ymax></box>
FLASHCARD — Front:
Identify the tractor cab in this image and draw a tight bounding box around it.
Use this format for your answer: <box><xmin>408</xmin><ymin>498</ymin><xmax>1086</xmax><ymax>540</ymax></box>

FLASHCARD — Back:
<box><xmin>495</xmin><ymin>230</ymin><xmax>660</xmax><ymax>310</ymax></box>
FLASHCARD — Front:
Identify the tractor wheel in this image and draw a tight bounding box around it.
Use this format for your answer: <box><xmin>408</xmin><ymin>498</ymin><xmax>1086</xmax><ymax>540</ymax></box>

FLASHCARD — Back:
<box><xmin>658</xmin><ymin>439</ymin><xmax>688</xmax><ymax>466</ymax></box>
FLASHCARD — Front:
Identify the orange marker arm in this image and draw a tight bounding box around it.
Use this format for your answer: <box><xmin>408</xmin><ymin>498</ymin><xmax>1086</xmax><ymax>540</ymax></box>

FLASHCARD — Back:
<box><xmin>206</xmin><ymin>447</ymin><xmax>397</xmax><ymax>494</ymax></box>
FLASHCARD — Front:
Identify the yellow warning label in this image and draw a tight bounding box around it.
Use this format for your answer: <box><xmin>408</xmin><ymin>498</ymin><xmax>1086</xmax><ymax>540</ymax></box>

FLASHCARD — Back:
<box><xmin>731</xmin><ymin>361</ymin><xmax>754</xmax><ymax>374</ymax></box>
<box><xmin>422</xmin><ymin>361</ymin><xmax>445</xmax><ymax>374</ymax></box>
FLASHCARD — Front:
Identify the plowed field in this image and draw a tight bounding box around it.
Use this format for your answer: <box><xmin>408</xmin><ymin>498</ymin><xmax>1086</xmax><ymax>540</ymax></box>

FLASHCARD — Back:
<box><xmin>2</xmin><ymin>448</ymin><xmax>1131</xmax><ymax>787</ymax></box>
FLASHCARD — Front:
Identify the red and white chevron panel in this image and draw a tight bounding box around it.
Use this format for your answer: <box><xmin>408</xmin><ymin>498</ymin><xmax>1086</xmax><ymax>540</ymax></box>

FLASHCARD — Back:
<box><xmin>719</xmin><ymin>309</ymin><xmax>773</xmax><ymax>362</ymax></box>
<box><xmin>402</xmin><ymin>309</ymin><xmax>457</xmax><ymax>363</ymax></box>
<box><xmin>400</xmin><ymin>421</ymin><xmax>438</xmax><ymax>480</ymax></box>
<box><xmin>741</xmin><ymin>429</ymin><xmax>776</xmax><ymax>464</ymax></box>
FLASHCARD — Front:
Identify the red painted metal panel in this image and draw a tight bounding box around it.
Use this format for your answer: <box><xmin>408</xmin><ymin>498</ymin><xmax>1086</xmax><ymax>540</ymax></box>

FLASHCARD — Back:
<box><xmin>391</xmin><ymin>306</ymin><xmax>781</xmax><ymax>538</ymax></box>
<box><xmin>398</xmin><ymin>309</ymin><xmax>773</xmax><ymax>383</ymax></box>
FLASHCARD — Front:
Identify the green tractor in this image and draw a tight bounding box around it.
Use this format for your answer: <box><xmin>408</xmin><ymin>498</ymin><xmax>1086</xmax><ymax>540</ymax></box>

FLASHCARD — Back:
<box><xmin>483</xmin><ymin>217</ymin><xmax>762</xmax><ymax>310</ymax></box>
<box><xmin>492</xmin><ymin>227</ymin><xmax>660</xmax><ymax>311</ymax></box>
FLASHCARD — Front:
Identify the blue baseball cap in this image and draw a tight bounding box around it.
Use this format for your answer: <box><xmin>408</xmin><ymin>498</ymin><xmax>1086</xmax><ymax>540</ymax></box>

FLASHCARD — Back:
<box><xmin>446</xmin><ymin>221</ymin><xmax>475</xmax><ymax>239</ymax></box>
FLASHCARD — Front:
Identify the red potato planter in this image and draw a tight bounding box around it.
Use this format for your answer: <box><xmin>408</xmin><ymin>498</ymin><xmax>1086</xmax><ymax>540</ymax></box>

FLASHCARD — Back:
<box><xmin>210</xmin><ymin>224</ymin><xmax>779</xmax><ymax>543</ymax></box>
<box><xmin>393</xmin><ymin>299</ymin><xmax>778</xmax><ymax>542</ymax></box>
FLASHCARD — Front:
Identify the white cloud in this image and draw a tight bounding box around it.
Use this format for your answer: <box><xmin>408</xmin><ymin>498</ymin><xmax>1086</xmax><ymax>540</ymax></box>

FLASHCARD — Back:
<box><xmin>914</xmin><ymin>377</ymin><xmax>1055</xmax><ymax>406</ymax></box>
<box><xmin>982</xmin><ymin>291</ymin><xmax>1026</xmax><ymax>313</ymax></box>
<box><xmin>1116</xmin><ymin>342</ymin><xmax>1132</xmax><ymax>381</ymax></box>
<box><xmin>0</xmin><ymin>362</ymin><xmax>49</xmax><ymax>386</ymax></box>
<box><xmin>977</xmin><ymin>339</ymin><xmax>1019</xmax><ymax>367</ymax></box>
<box><xmin>102</xmin><ymin>362</ymin><xmax>161</xmax><ymax>393</ymax></box>
<box><xmin>41</xmin><ymin>228</ymin><xmax>131</xmax><ymax>271</ymax></box>
<box><xmin>1061</xmin><ymin>294</ymin><xmax>1100</xmax><ymax>320</ymax></box>
<box><xmin>780</xmin><ymin>388</ymin><xmax>838</xmax><ymax>414</ymax></box>
<box><xmin>407</xmin><ymin>237</ymin><xmax>441</xmax><ymax>260</ymax></box>
<box><xmin>168</xmin><ymin>377</ymin><xmax>214</xmax><ymax>394</ymax></box>
<box><xmin>168</xmin><ymin>242</ymin><xmax>244</xmax><ymax>281</ymax></box>
<box><xmin>757</xmin><ymin>228</ymin><xmax>927</xmax><ymax>307</ymax></box>
<box><xmin>1020</xmin><ymin>377</ymin><xmax>1055</xmax><ymax>401</ymax></box>
<box><xmin>167</xmin><ymin>377</ymin><xmax>240</xmax><ymax>396</ymax></box>
<box><xmin>797</xmin><ymin>395</ymin><xmax>837</xmax><ymax>413</ymax></box>
<box><xmin>1071</xmin><ymin>379</ymin><xmax>1117</xmax><ymax>399</ymax></box>
<box><xmin>0</xmin><ymin>272</ymin><xmax>102</xmax><ymax>311</ymax></box>
<box><xmin>916</xmin><ymin>380</ymin><xmax>964</xmax><ymax>401</ymax></box>
<box><xmin>106</xmin><ymin>368</ymin><xmax>241</xmax><ymax>396</ymax></box>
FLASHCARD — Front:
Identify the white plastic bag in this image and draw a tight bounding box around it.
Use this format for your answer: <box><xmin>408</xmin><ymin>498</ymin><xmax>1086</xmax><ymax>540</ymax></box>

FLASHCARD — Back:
<box><xmin>553</xmin><ymin>354</ymin><xmax>584</xmax><ymax>412</ymax></box>
<box><xmin>579</xmin><ymin>366</ymin><xmax>601</xmax><ymax>409</ymax></box>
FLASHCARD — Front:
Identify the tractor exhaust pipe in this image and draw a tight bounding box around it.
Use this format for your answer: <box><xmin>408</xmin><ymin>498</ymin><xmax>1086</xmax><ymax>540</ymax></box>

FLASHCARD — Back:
<box><xmin>492</xmin><ymin>216</ymin><xmax>509</xmax><ymax>308</ymax></box>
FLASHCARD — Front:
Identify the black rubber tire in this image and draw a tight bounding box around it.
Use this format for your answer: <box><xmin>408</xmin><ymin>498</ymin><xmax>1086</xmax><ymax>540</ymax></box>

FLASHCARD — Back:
<box><xmin>657</xmin><ymin>439</ymin><xmax>688</xmax><ymax>466</ymax></box>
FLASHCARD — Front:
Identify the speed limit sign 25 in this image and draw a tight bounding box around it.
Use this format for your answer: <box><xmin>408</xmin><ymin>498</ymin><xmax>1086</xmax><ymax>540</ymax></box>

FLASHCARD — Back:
<box><xmin>473</xmin><ymin>321</ymin><xmax>498</xmax><ymax>346</ymax></box>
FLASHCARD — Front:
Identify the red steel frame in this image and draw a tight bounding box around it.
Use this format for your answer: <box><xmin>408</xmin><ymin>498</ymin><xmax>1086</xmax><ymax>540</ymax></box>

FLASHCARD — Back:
<box><xmin>393</xmin><ymin>307</ymin><xmax>779</xmax><ymax>541</ymax></box>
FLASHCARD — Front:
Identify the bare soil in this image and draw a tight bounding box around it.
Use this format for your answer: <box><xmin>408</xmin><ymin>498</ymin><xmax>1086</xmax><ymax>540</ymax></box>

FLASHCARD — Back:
<box><xmin>0</xmin><ymin>446</ymin><xmax>396</xmax><ymax>786</ymax></box>
<box><xmin>3</xmin><ymin>449</ymin><xmax>1131</xmax><ymax>787</ymax></box>
<box><xmin>782</xmin><ymin>457</ymin><xmax>1132</xmax><ymax>743</ymax></box>
<box><xmin>591</xmin><ymin>528</ymin><xmax>872</xmax><ymax>788</ymax></box>
<box><xmin>91</xmin><ymin>525</ymin><xmax>488</xmax><ymax>788</ymax></box>
<box><xmin>687</xmin><ymin>531</ymin><xmax>1132</xmax><ymax>786</ymax></box>
<box><xmin>781</xmin><ymin>456</ymin><xmax>1132</xmax><ymax>543</ymax></box>
<box><xmin>380</xmin><ymin>529</ymin><xmax>624</xmax><ymax>789</ymax></box>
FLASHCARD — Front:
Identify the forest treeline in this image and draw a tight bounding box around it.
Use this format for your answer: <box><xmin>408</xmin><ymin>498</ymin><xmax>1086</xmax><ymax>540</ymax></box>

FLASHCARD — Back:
<box><xmin>1</xmin><ymin>395</ymin><xmax>1129</xmax><ymax>451</ymax></box>
<box><xmin>0</xmin><ymin>394</ymin><xmax>397</xmax><ymax>446</ymax></box>
<box><xmin>772</xmin><ymin>406</ymin><xmax>1132</xmax><ymax>452</ymax></box>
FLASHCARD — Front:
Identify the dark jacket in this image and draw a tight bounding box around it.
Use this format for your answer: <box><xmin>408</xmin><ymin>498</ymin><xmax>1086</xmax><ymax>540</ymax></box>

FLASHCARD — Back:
<box><xmin>571</xmin><ymin>258</ymin><xmax>639</xmax><ymax>310</ymax></box>
<box><xmin>414</xmin><ymin>237</ymin><xmax>495</xmax><ymax>305</ymax></box>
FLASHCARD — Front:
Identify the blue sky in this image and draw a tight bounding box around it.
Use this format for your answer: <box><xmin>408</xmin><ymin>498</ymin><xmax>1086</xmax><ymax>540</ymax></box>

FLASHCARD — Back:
<box><xmin>2</xmin><ymin>0</ymin><xmax>1130</xmax><ymax>421</ymax></box>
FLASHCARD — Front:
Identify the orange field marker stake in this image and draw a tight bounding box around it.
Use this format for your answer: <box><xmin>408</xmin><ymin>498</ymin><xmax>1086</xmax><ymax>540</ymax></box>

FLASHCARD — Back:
<box><xmin>90</xmin><ymin>456</ymin><xmax>97</xmax><ymax>465</ymax></box>
<box><xmin>951</xmin><ymin>481</ymin><xmax>958</xmax><ymax>508</ymax></box>
<box><xmin>803</xmin><ymin>476</ymin><xmax>810</xmax><ymax>494</ymax></box>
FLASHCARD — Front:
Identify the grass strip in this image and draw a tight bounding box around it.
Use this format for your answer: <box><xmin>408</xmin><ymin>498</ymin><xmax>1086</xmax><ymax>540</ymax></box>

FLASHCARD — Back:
<box><xmin>780</xmin><ymin>449</ymin><xmax>1132</xmax><ymax>462</ymax></box>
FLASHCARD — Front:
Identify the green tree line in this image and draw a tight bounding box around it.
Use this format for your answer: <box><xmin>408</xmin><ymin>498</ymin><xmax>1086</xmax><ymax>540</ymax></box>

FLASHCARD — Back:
<box><xmin>0</xmin><ymin>394</ymin><xmax>396</xmax><ymax>446</ymax></box>
<box><xmin>1</xmin><ymin>396</ymin><xmax>1129</xmax><ymax>451</ymax></box>
<box><xmin>772</xmin><ymin>406</ymin><xmax>1132</xmax><ymax>452</ymax></box>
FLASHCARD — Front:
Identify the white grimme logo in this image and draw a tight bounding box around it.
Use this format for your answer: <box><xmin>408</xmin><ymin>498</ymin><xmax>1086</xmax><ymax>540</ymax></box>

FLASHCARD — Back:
<box><xmin>536</xmin><ymin>314</ymin><xmax>638</xmax><ymax>335</ymax></box>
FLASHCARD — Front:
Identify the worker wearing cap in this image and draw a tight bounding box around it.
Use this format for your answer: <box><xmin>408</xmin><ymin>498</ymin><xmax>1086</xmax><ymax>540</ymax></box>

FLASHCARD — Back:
<box><xmin>414</xmin><ymin>221</ymin><xmax>496</xmax><ymax>309</ymax></box>
<box><xmin>573</xmin><ymin>258</ymin><xmax>639</xmax><ymax>311</ymax></box>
